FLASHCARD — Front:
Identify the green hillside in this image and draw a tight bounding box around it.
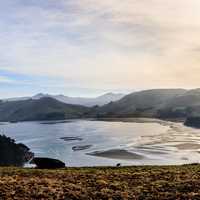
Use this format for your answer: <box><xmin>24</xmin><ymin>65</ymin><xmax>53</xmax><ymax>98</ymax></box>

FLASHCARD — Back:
<box><xmin>0</xmin><ymin>97</ymin><xmax>89</xmax><ymax>122</ymax></box>
<box><xmin>2</xmin><ymin>89</ymin><xmax>200</xmax><ymax>122</ymax></box>
<box><xmin>90</xmin><ymin>89</ymin><xmax>200</xmax><ymax>119</ymax></box>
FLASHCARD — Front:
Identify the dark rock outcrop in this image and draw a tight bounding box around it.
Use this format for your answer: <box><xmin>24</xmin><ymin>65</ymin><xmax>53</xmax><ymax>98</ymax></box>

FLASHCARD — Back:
<box><xmin>72</xmin><ymin>145</ymin><xmax>92</xmax><ymax>151</ymax></box>
<box><xmin>184</xmin><ymin>117</ymin><xmax>200</xmax><ymax>128</ymax></box>
<box><xmin>60</xmin><ymin>136</ymin><xmax>83</xmax><ymax>141</ymax></box>
<box><xmin>31</xmin><ymin>157</ymin><xmax>65</xmax><ymax>169</ymax></box>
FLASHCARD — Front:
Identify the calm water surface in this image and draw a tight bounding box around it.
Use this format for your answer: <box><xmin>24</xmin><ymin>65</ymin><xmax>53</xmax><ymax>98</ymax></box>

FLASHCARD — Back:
<box><xmin>1</xmin><ymin>119</ymin><xmax>200</xmax><ymax>166</ymax></box>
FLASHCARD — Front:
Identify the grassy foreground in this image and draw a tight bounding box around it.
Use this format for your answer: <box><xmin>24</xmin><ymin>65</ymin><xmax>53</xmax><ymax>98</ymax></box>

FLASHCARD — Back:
<box><xmin>1</xmin><ymin>165</ymin><xmax>200</xmax><ymax>200</ymax></box>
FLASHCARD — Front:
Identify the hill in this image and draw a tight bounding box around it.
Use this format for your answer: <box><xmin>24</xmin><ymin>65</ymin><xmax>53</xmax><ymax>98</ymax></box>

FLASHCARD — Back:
<box><xmin>156</xmin><ymin>88</ymin><xmax>200</xmax><ymax>118</ymax></box>
<box><xmin>51</xmin><ymin>92</ymin><xmax>125</xmax><ymax>107</ymax></box>
<box><xmin>90</xmin><ymin>89</ymin><xmax>188</xmax><ymax>118</ymax></box>
<box><xmin>2</xmin><ymin>92</ymin><xmax>125</xmax><ymax>107</ymax></box>
<box><xmin>2</xmin><ymin>88</ymin><xmax>200</xmax><ymax>122</ymax></box>
<box><xmin>88</xmin><ymin>88</ymin><xmax>200</xmax><ymax>119</ymax></box>
<box><xmin>0</xmin><ymin>97</ymin><xmax>89</xmax><ymax>122</ymax></box>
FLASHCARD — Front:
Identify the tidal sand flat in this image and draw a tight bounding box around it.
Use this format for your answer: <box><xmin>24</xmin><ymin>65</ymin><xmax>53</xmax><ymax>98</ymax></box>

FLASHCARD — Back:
<box><xmin>40</xmin><ymin>120</ymin><xmax>73</xmax><ymax>125</ymax></box>
<box><xmin>95</xmin><ymin>117</ymin><xmax>174</xmax><ymax>125</ymax></box>
<box><xmin>87</xmin><ymin>149</ymin><xmax>144</xmax><ymax>160</ymax></box>
<box><xmin>173</xmin><ymin>142</ymin><xmax>200</xmax><ymax>150</ymax></box>
<box><xmin>134</xmin><ymin>146</ymin><xmax>169</xmax><ymax>155</ymax></box>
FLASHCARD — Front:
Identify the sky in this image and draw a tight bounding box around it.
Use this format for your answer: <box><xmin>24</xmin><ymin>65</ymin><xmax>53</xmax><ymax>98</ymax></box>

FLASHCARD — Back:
<box><xmin>0</xmin><ymin>0</ymin><xmax>200</xmax><ymax>98</ymax></box>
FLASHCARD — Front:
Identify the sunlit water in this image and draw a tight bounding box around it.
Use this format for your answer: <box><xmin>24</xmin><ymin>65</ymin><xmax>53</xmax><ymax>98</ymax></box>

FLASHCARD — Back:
<box><xmin>1</xmin><ymin>119</ymin><xmax>200</xmax><ymax>166</ymax></box>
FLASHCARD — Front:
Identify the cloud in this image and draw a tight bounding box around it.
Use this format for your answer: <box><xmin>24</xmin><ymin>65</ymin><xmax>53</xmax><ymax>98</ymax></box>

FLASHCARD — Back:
<box><xmin>0</xmin><ymin>0</ymin><xmax>200</xmax><ymax>93</ymax></box>
<box><xmin>0</xmin><ymin>76</ymin><xmax>15</xmax><ymax>83</ymax></box>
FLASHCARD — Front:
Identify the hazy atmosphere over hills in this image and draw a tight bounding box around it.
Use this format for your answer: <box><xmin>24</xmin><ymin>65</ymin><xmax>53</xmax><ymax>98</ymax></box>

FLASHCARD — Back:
<box><xmin>2</xmin><ymin>93</ymin><xmax>125</xmax><ymax>107</ymax></box>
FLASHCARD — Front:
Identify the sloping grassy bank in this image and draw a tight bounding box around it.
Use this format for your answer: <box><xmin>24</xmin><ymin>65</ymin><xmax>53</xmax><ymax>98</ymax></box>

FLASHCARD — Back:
<box><xmin>0</xmin><ymin>164</ymin><xmax>200</xmax><ymax>200</ymax></box>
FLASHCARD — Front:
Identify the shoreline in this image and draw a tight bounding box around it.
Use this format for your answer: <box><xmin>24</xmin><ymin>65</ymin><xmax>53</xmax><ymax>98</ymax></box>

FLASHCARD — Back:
<box><xmin>0</xmin><ymin>117</ymin><xmax>186</xmax><ymax>123</ymax></box>
<box><xmin>93</xmin><ymin>117</ymin><xmax>186</xmax><ymax>123</ymax></box>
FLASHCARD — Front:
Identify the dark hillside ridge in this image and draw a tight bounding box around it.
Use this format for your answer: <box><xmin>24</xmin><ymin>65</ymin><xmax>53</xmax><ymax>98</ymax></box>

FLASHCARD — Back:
<box><xmin>88</xmin><ymin>88</ymin><xmax>200</xmax><ymax>119</ymax></box>
<box><xmin>2</xmin><ymin>88</ymin><xmax>200</xmax><ymax>122</ymax></box>
<box><xmin>89</xmin><ymin>89</ymin><xmax>188</xmax><ymax>118</ymax></box>
<box><xmin>0</xmin><ymin>97</ymin><xmax>89</xmax><ymax>122</ymax></box>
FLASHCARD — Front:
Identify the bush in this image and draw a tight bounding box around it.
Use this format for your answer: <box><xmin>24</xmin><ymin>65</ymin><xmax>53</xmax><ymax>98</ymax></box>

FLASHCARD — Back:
<box><xmin>0</xmin><ymin>135</ymin><xmax>34</xmax><ymax>166</ymax></box>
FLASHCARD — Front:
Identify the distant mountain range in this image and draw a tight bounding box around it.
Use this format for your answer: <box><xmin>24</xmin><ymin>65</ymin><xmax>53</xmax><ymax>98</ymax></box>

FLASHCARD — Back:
<box><xmin>1</xmin><ymin>88</ymin><xmax>200</xmax><ymax>122</ymax></box>
<box><xmin>2</xmin><ymin>93</ymin><xmax>125</xmax><ymax>107</ymax></box>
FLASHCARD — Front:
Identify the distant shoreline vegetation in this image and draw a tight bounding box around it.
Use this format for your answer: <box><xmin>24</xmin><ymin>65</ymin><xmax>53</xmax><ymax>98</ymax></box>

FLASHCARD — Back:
<box><xmin>0</xmin><ymin>135</ymin><xmax>34</xmax><ymax>166</ymax></box>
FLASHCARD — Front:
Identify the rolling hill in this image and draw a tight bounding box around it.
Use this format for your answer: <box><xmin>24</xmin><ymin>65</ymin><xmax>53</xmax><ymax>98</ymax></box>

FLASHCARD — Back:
<box><xmin>2</xmin><ymin>88</ymin><xmax>200</xmax><ymax>122</ymax></box>
<box><xmin>2</xmin><ymin>93</ymin><xmax>125</xmax><ymax>107</ymax></box>
<box><xmin>0</xmin><ymin>97</ymin><xmax>89</xmax><ymax>122</ymax></box>
<box><xmin>89</xmin><ymin>89</ymin><xmax>187</xmax><ymax>117</ymax></box>
<box><xmin>89</xmin><ymin>89</ymin><xmax>200</xmax><ymax>119</ymax></box>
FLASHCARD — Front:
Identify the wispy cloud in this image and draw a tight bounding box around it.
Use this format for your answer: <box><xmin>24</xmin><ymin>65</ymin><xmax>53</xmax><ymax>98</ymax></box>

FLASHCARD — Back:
<box><xmin>0</xmin><ymin>76</ymin><xmax>15</xmax><ymax>83</ymax></box>
<box><xmin>0</xmin><ymin>0</ymin><xmax>200</xmax><ymax>96</ymax></box>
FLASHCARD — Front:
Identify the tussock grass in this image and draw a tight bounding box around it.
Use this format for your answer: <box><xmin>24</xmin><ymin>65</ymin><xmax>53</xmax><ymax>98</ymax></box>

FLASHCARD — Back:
<box><xmin>0</xmin><ymin>165</ymin><xmax>200</xmax><ymax>199</ymax></box>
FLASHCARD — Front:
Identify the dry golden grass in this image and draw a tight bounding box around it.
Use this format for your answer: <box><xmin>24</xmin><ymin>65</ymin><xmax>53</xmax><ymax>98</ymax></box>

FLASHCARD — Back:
<box><xmin>1</xmin><ymin>164</ymin><xmax>200</xmax><ymax>199</ymax></box>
